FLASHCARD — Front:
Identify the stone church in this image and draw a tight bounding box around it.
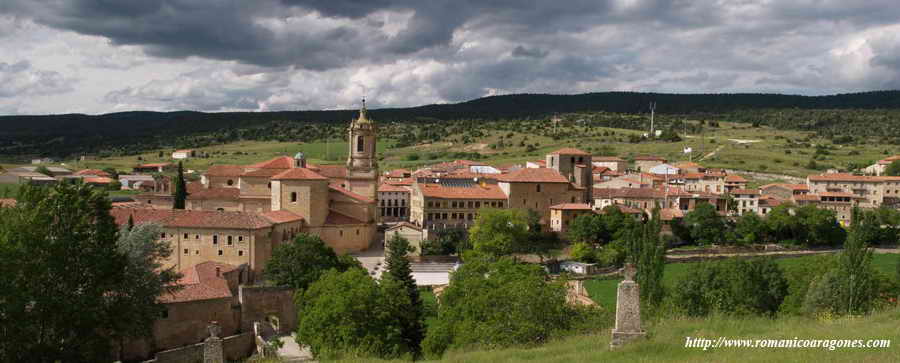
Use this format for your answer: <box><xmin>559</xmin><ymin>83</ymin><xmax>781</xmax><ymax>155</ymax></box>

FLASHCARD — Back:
<box><xmin>125</xmin><ymin>104</ymin><xmax>380</xmax><ymax>280</ymax></box>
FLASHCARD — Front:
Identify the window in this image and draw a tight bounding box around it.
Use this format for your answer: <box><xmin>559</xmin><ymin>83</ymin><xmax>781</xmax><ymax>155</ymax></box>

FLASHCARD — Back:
<box><xmin>356</xmin><ymin>229</ymin><xmax>360</xmax><ymax>235</ymax></box>
<box><xmin>183</xmin><ymin>248</ymin><xmax>189</xmax><ymax>255</ymax></box>
<box><xmin>161</xmin><ymin>308</ymin><xmax>169</xmax><ymax>319</ymax></box>
<box><xmin>216</xmin><ymin>208</ymin><xmax>224</xmax><ymax>212</ymax></box>
<box><xmin>238</xmin><ymin>236</ymin><xmax>243</xmax><ymax>242</ymax></box>
<box><xmin>196</xmin><ymin>234</ymin><xmax>200</xmax><ymax>239</ymax></box>
<box><xmin>213</xmin><ymin>235</ymin><xmax>218</xmax><ymax>245</ymax></box>
<box><xmin>195</xmin><ymin>250</ymin><xmax>200</xmax><ymax>255</ymax></box>
<box><xmin>536</xmin><ymin>184</ymin><xmax>541</xmax><ymax>192</ymax></box>
<box><xmin>339</xmin><ymin>230</ymin><xmax>343</xmax><ymax>237</ymax></box>
<box><xmin>268</xmin><ymin>182</ymin><xmax>271</xmax><ymax>189</ymax></box>
<box><xmin>227</xmin><ymin>236</ymin><xmax>233</xmax><ymax>246</ymax></box>
<box><xmin>183</xmin><ymin>233</ymin><xmax>188</xmax><ymax>239</ymax></box>
<box><xmin>238</xmin><ymin>250</ymin><xmax>244</xmax><ymax>257</ymax></box>
<box><xmin>227</xmin><ymin>179</ymin><xmax>234</xmax><ymax>186</ymax></box>
<box><xmin>218</xmin><ymin>250</ymin><xmax>223</xmax><ymax>256</ymax></box>
<box><xmin>160</xmin><ymin>232</ymin><xmax>166</xmax><ymax>239</ymax></box>
<box><xmin>291</xmin><ymin>192</ymin><xmax>297</xmax><ymax>203</ymax></box>
<box><xmin>357</xmin><ymin>136</ymin><xmax>364</xmax><ymax>152</ymax></box>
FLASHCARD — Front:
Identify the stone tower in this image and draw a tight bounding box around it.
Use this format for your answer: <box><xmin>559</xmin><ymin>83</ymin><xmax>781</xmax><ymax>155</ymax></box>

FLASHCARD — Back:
<box><xmin>346</xmin><ymin>99</ymin><xmax>379</xmax><ymax>205</ymax></box>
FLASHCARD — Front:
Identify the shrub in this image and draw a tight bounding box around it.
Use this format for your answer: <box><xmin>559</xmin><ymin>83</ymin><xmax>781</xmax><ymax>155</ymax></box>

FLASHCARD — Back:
<box><xmin>671</xmin><ymin>258</ymin><xmax>788</xmax><ymax>317</ymax></box>
<box><xmin>406</xmin><ymin>153</ymin><xmax>420</xmax><ymax>161</ymax></box>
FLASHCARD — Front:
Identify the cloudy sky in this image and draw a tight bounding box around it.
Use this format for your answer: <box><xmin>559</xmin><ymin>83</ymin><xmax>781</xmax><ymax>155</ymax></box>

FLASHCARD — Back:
<box><xmin>1</xmin><ymin>0</ymin><xmax>899</xmax><ymax>115</ymax></box>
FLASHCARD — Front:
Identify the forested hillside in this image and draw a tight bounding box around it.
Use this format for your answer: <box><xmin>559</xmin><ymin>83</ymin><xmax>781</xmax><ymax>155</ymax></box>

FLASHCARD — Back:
<box><xmin>2</xmin><ymin>91</ymin><xmax>900</xmax><ymax>160</ymax></box>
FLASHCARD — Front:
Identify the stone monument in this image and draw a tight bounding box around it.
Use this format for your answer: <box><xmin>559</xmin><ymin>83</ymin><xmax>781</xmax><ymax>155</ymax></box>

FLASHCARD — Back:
<box><xmin>203</xmin><ymin>321</ymin><xmax>224</xmax><ymax>363</ymax></box>
<box><xmin>610</xmin><ymin>263</ymin><xmax>646</xmax><ymax>348</ymax></box>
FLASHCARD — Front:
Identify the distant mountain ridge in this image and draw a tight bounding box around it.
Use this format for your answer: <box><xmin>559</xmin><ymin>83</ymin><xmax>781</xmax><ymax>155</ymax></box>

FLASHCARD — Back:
<box><xmin>2</xmin><ymin>90</ymin><xmax>899</xmax><ymax>158</ymax></box>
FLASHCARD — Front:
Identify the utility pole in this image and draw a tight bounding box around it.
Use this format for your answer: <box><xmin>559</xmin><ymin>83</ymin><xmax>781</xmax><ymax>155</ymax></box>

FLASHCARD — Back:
<box><xmin>649</xmin><ymin>102</ymin><xmax>656</xmax><ymax>139</ymax></box>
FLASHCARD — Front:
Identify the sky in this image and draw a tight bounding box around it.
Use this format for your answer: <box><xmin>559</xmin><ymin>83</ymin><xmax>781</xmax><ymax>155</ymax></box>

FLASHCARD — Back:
<box><xmin>1</xmin><ymin>0</ymin><xmax>899</xmax><ymax>115</ymax></box>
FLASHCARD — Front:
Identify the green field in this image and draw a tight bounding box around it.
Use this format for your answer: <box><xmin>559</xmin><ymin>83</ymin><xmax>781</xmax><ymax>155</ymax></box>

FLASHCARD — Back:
<box><xmin>584</xmin><ymin>253</ymin><xmax>900</xmax><ymax>311</ymax></box>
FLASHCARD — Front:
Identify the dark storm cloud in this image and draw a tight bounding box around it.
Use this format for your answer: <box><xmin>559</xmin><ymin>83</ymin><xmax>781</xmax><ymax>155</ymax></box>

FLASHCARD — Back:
<box><xmin>512</xmin><ymin>46</ymin><xmax>549</xmax><ymax>59</ymax></box>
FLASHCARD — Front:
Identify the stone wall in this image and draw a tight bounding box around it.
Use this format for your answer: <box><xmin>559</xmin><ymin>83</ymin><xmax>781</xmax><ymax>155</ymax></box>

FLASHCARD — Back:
<box><xmin>239</xmin><ymin>285</ymin><xmax>298</xmax><ymax>333</ymax></box>
<box><xmin>144</xmin><ymin>332</ymin><xmax>253</xmax><ymax>363</ymax></box>
<box><xmin>222</xmin><ymin>333</ymin><xmax>255</xmax><ymax>361</ymax></box>
<box><xmin>152</xmin><ymin>343</ymin><xmax>202</xmax><ymax>363</ymax></box>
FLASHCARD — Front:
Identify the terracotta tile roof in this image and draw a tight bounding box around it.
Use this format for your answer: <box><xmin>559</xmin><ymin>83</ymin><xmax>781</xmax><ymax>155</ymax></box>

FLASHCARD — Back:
<box><xmin>84</xmin><ymin>177</ymin><xmax>114</xmax><ymax>184</ymax></box>
<box><xmin>271</xmin><ymin>168</ymin><xmax>328</xmax><ymax>181</ymax></box>
<box><xmin>634</xmin><ymin>155</ymin><xmax>666</xmax><ymax>161</ymax></box>
<box><xmin>0</xmin><ymin>198</ymin><xmax>16</xmax><ymax>207</ymax></box>
<box><xmin>111</xmin><ymin>201</ymin><xmax>163</xmax><ymax>209</ymax></box>
<box><xmin>725</xmin><ymin>175</ymin><xmax>748</xmax><ymax>182</ymax></box>
<box><xmin>188</xmin><ymin>187</ymin><xmax>240</xmax><ymax>200</ymax></box>
<box><xmin>386</xmin><ymin>177</ymin><xmax>414</xmax><ymax>186</ymax></box>
<box><xmin>329</xmin><ymin>184</ymin><xmax>374</xmax><ymax>203</ymax></box>
<box><xmin>593</xmin><ymin>156</ymin><xmax>625</xmax><ymax>162</ymax></box>
<box><xmin>249</xmin><ymin>156</ymin><xmax>296</xmax><ymax>169</ymax></box>
<box><xmin>550</xmin><ymin>203</ymin><xmax>592</xmax><ymax>210</ymax></box>
<box><xmin>704</xmin><ymin>171</ymin><xmax>727</xmax><ymax>178</ymax></box>
<box><xmin>550</xmin><ymin>148</ymin><xmax>590</xmax><ymax>155</ymax></box>
<box><xmin>418</xmin><ymin>183</ymin><xmax>508</xmax><ymax>200</ymax></box>
<box><xmin>759</xmin><ymin>196</ymin><xmax>784</xmax><ymax>207</ymax></box>
<box><xmin>496</xmin><ymin>168</ymin><xmax>568</xmax><ymax>183</ymax></box>
<box><xmin>241</xmin><ymin>168</ymin><xmax>286</xmax><ymax>177</ymax></box>
<box><xmin>261</xmin><ymin>210</ymin><xmax>304</xmax><ymax>224</ymax></box>
<box><xmin>74</xmin><ymin>169</ymin><xmax>111</xmax><ymax>177</ymax></box>
<box><xmin>807</xmin><ymin>173</ymin><xmax>879</xmax><ymax>182</ymax></box>
<box><xmin>682</xmin><ymin>173</ymin><xmax>705</xmax><ymax>179</ymax></box>
<box><xmin>379</xmin><ymin>183</ymin><xmax>409</xmax><ymax>193</ymax></box>
<box><xmin>205</xmin><ymin>165</ymin><xmax>245</xmax><ymax>177</ymax></box>
<box><xmin>161</xmin><ymin>261</ymin><xmax>237</xmax><ymax>303</ymax></box>
<box><xmin>592</xmin><ymin>166</ymin><xmax>611</xmax><ymax>174</ymax></box>
<box><xmin>314</xmin><ymin>164</ymin><xmax>348</xmax><ymax>178</ymax></box>
<box><xmin>659</xmin><ymin>208</ymin><xmax>684</xmax><ymax>220</ymax></box>
<box><xmin>731</xmin><ymin>189</ymin><xmax>760</xmax><ymax>195</ymax></box>
<box><xmin>110</xmin><ymin>209</ymin><xmax>276</xmax><ymax>229</ymax></box>
<box><xmin>324</xmin><ymin>210</ymin><xmax>366</xmax><ymax>225</ymax></box>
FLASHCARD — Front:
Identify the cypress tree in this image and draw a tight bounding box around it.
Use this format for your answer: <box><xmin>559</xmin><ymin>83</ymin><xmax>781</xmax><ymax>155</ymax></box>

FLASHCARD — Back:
<box><xmin>172</xmin><ymin>161</ymin><xmax>187</xmax><ymax>209</ymax></box>
<box><xmin>384</xmin><ymin>232</ymin><xmax>425</xmax><ymax>357</ymax></box>
<box><xmin>626</xmin><ymin>209</ymin><xmax>667</xmax><ymax>314</ymax></box>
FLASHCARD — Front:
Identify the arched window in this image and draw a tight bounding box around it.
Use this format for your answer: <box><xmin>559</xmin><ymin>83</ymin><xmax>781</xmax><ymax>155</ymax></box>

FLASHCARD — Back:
<box><xmin>357</xmin><ymin>135</ymin><xmax>364</xmax><ymax>152</ymax></box>
<box><xmin>291</xmin><ymin>192</ymin><xmax>297</xmax><ymax>203</ymax></box>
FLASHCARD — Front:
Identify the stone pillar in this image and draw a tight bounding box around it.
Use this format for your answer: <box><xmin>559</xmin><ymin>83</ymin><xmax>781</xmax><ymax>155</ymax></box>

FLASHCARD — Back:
<box><xmin>610</xmin><ymin>263</ymin><xmax>646</xmax><ymax>348</ymax></box>
<box><xmin>203</xmin><ymin>321</ymin><xmax>224</xmax><ymax>363</ymax></box>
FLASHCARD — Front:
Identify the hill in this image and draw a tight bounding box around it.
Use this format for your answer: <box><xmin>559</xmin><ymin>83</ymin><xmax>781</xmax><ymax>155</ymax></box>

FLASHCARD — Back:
<box><xmin>3</xmin><ymin>90</ymin><xmax>900</xmax><ymax>159</ymax></box>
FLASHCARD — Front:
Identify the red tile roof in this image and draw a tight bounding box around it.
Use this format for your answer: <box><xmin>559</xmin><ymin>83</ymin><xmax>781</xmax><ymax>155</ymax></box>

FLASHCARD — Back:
<box><xmin>329</xmin><ymin>185</ymin><xmax>374</xmax><ymax>203</ymax></box>
<box><xmin>387</xmin><ymin>222</ymin><xmax>423</xmax><ymax>232</ymax></box>
<box><xmin>760</xmin><ymin>183</ymin><xmax>809</xmax><ymax>191</ymax></box>
<box><xmin>386</xmin><ymin>177</ymin><xmax>414</xmax><ymax>186</ymax></box>
<box><xmin>808</xmin><ymin>173</ymin><xmax>879</xmax><ymax>182</ymax></box>
<box><xmin>550</xmin><ymin>148</ymin><xmax>590</xmax><ymax>155</ymax></box>
<box><xmin>820</xmin><ymin>191</ymin><xmax>858</xmax><ymax>198</ymax></box>
<box><xmin>379</xmin><ymin>183</ymin><xmax>409</xmax><ymax>193</ymax></box>
<box><xmin>592</xmin><ymin>166</ymin><xmax>611</xmax><ymax>174</ymax></box>
<box><xmin>110</xmin><ymin>209</ymin><xmax>276</xmax><ymax>229</ymax></box>
<box><xmin>249</xmin><ymin>156</ymin><xmax>295</xmax><ymax>169</ymax></box>
<box><xmin>241</xmin><ymin>168</ymin><xmax>286</xmax><ymax>177</ymax></box>
<box><xmin>261</xmin><ymin>210</ymin><xmax>304</xmax><ymax>224</ymax></box>
<box><xmin>725</xmin><ymin>175</ymin><xmax>748</xmax><ymax>183</ymax></box>
<box><xmin>324</xmin><ymin>211</ymin><xmax>366</xmax><ymax>225</ymax></box>
<box><xmin>271</xmin><ymin>168</ymin><xmax>328</xmax><ymax>181</ymax></box>
<box><xmin>188</xmin><ymin>187</ymin><xmax>241</xmax><ymax>200</ymax></box>
<box><xmin>314</xmin><ymin>164</ymin><xmax>348</xmax><ymax>178</ymax></box>
<box><xmin>550</xmin><ymin>203</ymin><xmax>592</xmax><ymax>210</ymax></box>
<box><xmin>386</xmin><ymin>169</ymin><xmax>411</xmax><ymax>178</ymax></box>
<box><xmin>496</xmin><ymin>168</ymin><xmax>568</xmax><ymax>183</ymax></box>
<box><xmin>674</xmin><ymin>162</ymin><xmax>702</xmax><ymax>169</ymax></box>
<box><xmin>205</xmin><ymin>165</ymin><xmax>245</xmax><ymax>177</ymax></box>
<box><xmin>84</xmin><ymin>177</ymin><xmax>114</xmax><ymax>184</ymax></box>
<box><xmin>418</xmin><ymin>183</ymin><xmax>508</xmax><ymax>200</ymax></box>
<box><xmin>162</xmin><ymin>261</ymin><xmax>237</xmax><ymax>303</ymax></box>
<box><xmin>759</xmin><ymin>196</ymin><xmax>784</xmax><ymax>207</ymax></box>
<box><xmin>593</xmin><ymin>187</ymin><xmax>666</xmax><ymax>199</ymax></box>
<box><xmin>74</xmin><ymin>169</ymin><xmax>111</xmax><ymax>177</ymax></box>
<box><xmin>793</xmin><ymin>194</ymin><xmax>821</xmax><ymax>201</ymax></box>
<box><xmin>659</xmin><ymin>208</ymin><xmax>684</xmax><ymax>220</ymax></box>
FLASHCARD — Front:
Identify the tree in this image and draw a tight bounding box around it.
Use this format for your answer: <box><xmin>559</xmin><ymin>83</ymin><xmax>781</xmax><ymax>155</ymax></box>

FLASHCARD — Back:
<box><xmin>624</xmin><ymin>210</ymin><xmax>666</xmax><ymax>312</ymax></box>
<box><xmin>34</xmin><ymin>165</ymin><xmax>53</xmax><ymax>177</ymax></box>
<box><xmin>383</xmin><ymin>233</ymin><xmax>425</xmax><ymax>357</ymax></box>
<box><xmin>421</xmin><ymin>228</ymin><xmax>467</xmax><ymax>256</ymax></box>
<box><xmin>683</xmin><ymin>203</ymin><xmax>726</xmax><ymax>245</ymax></box>
<box><xmin>102</xmin><ymin>167</ymin><xmax>119</xmax><ymax>179</ymax></box>
<box><xmin>885</xmin><ymin>160</ymin><xmax>900</xmax><ymax>176</ymax></box>
<box><xmin>422</xmin><ymin>257</ymin><xmax>580</xmax><ymax>358</ymax></box>
<box><xmin>264</xmin><ymin>233</ymin><xmax>353</xmax><ymax>290</ymax></box>
<box><xmin>570</xmin><ymin>242</ymin><xmax>597</xmax><ymax>263</ymax></box>
<box><xmin>110</xmin><ymin>222</ymin><xmax>182</xmax><ymax>356</ymax></box>
<box><xmin>672</xmin><ymin>258</ymin><xmax>788</xmax><ymax>317</ymax></box>
<box><xmin>0</xmin><ymin>183</ymin><xmax>159</xmax><ymax>361</ymax></box>
<box><xmin>766</xmin><ymin>203</ymin><xmax>803</xmax><ymax>244</ymax></box>
<box><xmin>297</xmin><ymin>268</ymin><xmax>409</xmax><ymax>359</ymax></box>
<box><xmin>733</xmin><ymin>213</ymin><xmax>770</xmax><ymax>245</ymax></box>
<box><xmin>172</xmin><ymin>161</ymin><xmax>188</xmax><ymax>209</ymax></box>
<box><xmin>567</xmin><ymin>214</ymin><xmax>605</xmax><ymax>245</ymax></box>
<box><xmin>468</xmin><ymin>208</ymin><xmax>530</xmax><ymax>257</ymax></box>
<box><xmin>795</xmin><ymin>205</ymin><xmax>846</xmax><ymax>246</ymax></box>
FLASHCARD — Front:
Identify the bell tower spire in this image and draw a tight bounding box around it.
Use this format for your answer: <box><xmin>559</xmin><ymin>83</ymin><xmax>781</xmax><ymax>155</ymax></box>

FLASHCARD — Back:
<box><xmin>346</xmin><ymin>99</ymin><xmax>378</xmax><ymax>210</ymax></box>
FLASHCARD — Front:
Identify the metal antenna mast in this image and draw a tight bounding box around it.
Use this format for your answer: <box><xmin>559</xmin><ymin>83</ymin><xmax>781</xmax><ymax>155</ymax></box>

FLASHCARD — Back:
<box><xmin>649</xmin><ymin>102</ymin><xmax>656</xmax><ymax>138</ymax></box>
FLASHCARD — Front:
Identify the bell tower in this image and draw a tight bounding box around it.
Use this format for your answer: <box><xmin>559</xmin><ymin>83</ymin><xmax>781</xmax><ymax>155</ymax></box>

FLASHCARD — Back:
<box><xmin>346</xmin><ymin>99</ymin><xmax>378</xmax><ymax>206</ymax></box>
